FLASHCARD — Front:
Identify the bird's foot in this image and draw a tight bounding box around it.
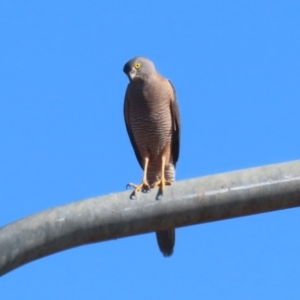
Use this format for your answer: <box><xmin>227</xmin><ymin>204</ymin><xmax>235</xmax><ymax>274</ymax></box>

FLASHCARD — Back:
<box><xmin>152</xmin><ymin>178</ymin><xmax>172</xmax><ymax>192</ymax></box>
<box><xmin>126</xmin><ymin>181</ymin><xmax>151</xmax><ymax>194</ymax></box>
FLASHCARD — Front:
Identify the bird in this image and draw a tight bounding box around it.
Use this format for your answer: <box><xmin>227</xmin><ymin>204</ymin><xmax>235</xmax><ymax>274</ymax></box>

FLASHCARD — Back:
<box><xmin>123</xmin><ymin>56</ymin><xmax>181</xmax><ymax>257</ymax></box>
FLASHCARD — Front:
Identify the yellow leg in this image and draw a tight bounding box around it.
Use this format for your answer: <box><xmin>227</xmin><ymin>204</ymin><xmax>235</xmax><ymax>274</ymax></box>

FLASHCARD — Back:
<box><xmin>152</xmin><ymin>156</ymin><xmax>171</xmax><ymax>192</ymax></box>
<box><xmin>127</xmin><ymin>157</ymin><xmax>151</xmax><ymax>194</ymax></box>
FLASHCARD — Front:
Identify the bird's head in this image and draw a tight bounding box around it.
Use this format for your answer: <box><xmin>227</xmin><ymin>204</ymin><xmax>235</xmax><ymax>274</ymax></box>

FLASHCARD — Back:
<box><xmin>123</xmin><ymin>56</ymin><xmax>156</xmax><ymax>82</ymax></box>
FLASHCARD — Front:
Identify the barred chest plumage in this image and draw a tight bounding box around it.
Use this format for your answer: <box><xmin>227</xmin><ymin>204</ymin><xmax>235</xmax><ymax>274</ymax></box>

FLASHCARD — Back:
<box><xmin>127</xmin><ymin>79</ymin><xmax>173</xmax><ymax>155</ymax></box>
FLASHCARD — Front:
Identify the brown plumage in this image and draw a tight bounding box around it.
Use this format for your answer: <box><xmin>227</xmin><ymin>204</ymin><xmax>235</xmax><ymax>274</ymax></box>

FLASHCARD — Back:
<box><xmin>123</xmin><ymin>57</ymin><xmax>180</xmax><ymax>257</ymax></box>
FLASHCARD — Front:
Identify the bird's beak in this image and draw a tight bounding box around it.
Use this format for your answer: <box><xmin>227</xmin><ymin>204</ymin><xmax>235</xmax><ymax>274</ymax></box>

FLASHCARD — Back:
<box><xmin>129</xmin><ymin>68</ymin><xmax>137</xmax><ymax>80</ymax></box>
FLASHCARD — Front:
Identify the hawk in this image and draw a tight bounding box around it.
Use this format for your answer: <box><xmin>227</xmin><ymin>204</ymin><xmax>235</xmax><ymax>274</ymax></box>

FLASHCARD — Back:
<box><xmin>123</xmin><ymin>56</ymin><xmax>181</xmax><ymax>257</ymax></box>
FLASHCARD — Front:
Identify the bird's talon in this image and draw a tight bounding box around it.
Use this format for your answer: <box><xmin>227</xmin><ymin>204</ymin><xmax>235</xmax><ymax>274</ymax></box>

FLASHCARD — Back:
<box><xmin>126</xmin><ymin>183</ymin><xmax>139</xmax><ymax>190</ymax></box>
<box><xmin>126</xmin><ymin>181</ymin><xmax>150</xmax><ymax>194</ymax></box>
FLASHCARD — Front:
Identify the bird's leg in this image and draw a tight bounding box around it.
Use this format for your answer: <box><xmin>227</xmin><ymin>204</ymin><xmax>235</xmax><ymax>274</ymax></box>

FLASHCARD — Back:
<box><xmin>127</xmin><ymin>157</ymin><xmax>151</xmax><ymax>194</ymax></box>
<box><xmin>152</xmin><ymin>156</ymin><xmax>172</xmax><ymax>192</ymax></box>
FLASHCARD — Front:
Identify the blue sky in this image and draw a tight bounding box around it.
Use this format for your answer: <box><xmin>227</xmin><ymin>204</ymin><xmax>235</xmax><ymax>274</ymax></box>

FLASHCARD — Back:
<box><xmin>1</xmin><ymin>1</ymin><xmax>300</xmax><ymax>299</ymax></box>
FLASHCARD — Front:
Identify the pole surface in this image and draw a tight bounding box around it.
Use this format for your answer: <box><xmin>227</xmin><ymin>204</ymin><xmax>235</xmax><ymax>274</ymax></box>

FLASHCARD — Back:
<box><xmin>1</xmin><ymin>160</ymin><xmax>300</xmax><ymax>276</ymax></box>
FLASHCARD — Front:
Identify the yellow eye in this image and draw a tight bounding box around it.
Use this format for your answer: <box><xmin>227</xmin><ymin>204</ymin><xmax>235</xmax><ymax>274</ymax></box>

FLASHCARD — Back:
<box><xmin>134</xmin><ymin>62</ymin><xmax>141</xmax><ymax>69</ymax></box>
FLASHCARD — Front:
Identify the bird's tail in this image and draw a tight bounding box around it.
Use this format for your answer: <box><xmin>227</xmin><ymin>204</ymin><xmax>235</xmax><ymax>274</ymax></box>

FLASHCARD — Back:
<box><xmin>156</xmin><ymin>229</ymin><xmax>175</xmax><ymax>257</ymax></box>
<box><xmin>147</xmin><ymin>162</ymin><xmax>176</xmax><ymax>257</ymax></box>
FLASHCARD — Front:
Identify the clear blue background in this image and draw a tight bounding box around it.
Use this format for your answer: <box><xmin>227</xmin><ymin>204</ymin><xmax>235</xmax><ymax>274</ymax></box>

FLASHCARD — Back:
<box><xmin>1</xmin><ymin>1</ymin><xmax>300</xmax><ymax>299</ymax></box>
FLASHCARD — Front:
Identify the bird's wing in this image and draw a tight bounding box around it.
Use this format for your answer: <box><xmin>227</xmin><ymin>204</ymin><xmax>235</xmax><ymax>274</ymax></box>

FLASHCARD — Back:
<box><xmin>124</xmin><ymin>85</ymin><xmax>144</xmax><ymax>170</ymax></box>
<box><xmin>169</xmin><ymin>80</ymin><xmax>181</xmax><ymax>165</ymax></box>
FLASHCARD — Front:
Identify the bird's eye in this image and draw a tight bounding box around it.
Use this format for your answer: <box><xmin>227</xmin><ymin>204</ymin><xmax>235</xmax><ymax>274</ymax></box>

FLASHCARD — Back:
<box><xmin>134</xmin><ymin>62</ymin><xmax>141</xmax><ymax>69</ymax></box>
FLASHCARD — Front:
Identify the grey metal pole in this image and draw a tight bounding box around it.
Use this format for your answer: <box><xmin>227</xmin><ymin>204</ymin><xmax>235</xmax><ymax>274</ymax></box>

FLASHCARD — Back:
<box><xmin>1</xmin><ymin>160</ymin><xmax>300</xmax><ymax>276</ymax></box>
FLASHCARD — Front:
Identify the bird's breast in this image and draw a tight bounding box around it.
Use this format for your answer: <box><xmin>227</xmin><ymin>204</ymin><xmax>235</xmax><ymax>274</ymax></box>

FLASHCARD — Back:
<box><xmin>128</xmin><ymin>82</ymin><xmax>173</xmax><ymax>152</ymax></box>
